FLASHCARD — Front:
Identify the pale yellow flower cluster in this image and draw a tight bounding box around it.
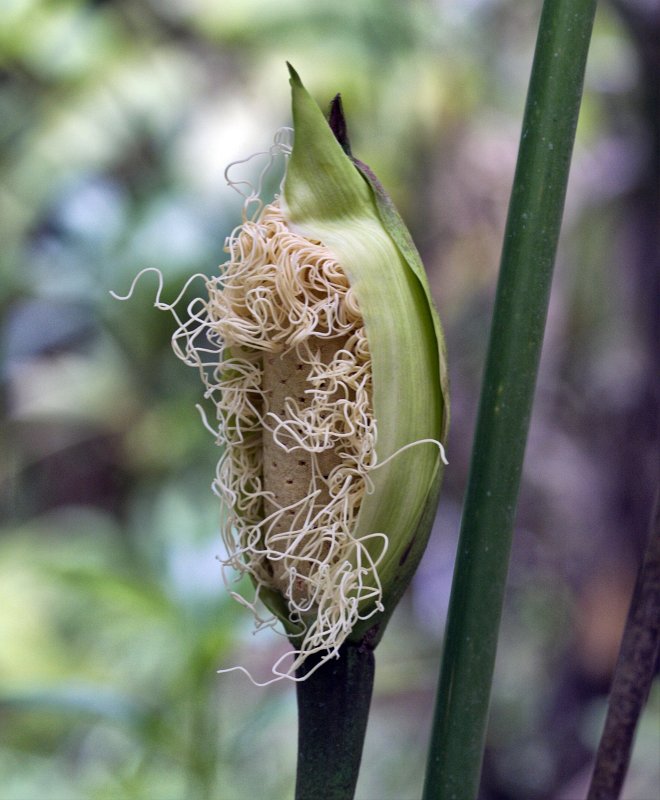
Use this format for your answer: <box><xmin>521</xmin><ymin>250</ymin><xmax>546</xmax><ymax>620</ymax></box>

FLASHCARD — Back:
<box><xmin>203</xmin><ymin>202</ymin><xmax>386</xmax><ymax>681</ymax></box>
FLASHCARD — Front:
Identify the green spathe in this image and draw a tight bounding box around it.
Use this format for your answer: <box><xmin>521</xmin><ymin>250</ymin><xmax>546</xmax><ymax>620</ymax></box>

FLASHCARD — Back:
<box><xmin>282</xmin><ymin>65</ymin><xmax>449</xmax><ymax>644</ymax></box>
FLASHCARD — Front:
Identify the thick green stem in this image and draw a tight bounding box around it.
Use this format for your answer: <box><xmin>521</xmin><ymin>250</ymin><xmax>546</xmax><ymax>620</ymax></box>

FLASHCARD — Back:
<box><xmin>294</xmin><ymin>639</ymin><xmax>375</xmax><ymax>800</ymax></box>
<box><xmin>423</xmin><ymin>1</ymin><xmax>597</xmax><ymax>798</ymax></box>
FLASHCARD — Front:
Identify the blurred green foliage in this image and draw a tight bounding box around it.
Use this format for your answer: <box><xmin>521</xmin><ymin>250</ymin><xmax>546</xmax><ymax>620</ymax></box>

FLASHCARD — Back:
<box><xmin>1</xmin><ymin>1</ymin><xmax>658</xmax><ymax>799</ymax></box>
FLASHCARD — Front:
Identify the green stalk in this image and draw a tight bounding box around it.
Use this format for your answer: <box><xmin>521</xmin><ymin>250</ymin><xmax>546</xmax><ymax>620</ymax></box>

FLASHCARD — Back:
<box><xmin>422</xmin><ymin>1</ymin><xmax>597</xmax><ymax>798</ymax></box>
<box><xmin>294</xmin><ymin>640</ymin><xmax>375</xmax><ymax>800</ymax></box>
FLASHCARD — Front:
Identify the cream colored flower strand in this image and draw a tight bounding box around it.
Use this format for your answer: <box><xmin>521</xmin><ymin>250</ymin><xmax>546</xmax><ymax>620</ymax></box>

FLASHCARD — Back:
<box><xmin>112</xmin><ymin>133</ymin><xmax>447</xmax><ymax>685</ymax></box>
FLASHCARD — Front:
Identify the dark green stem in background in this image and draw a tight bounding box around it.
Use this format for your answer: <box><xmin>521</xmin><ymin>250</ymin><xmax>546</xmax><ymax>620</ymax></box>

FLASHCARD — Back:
<box><xmin>586</xmin><ymin>491</ymin><xmax>660</xmax><ymax>800</ymax></box>
<box><xmin>294</xmin><ymin>640</ymin><xmax>375</xmax><ymax>800</ymax></box>
<box><xmin>423</xmin><ymin>1</ymin><xmax>597</xmax><ymax>798</ymax></box>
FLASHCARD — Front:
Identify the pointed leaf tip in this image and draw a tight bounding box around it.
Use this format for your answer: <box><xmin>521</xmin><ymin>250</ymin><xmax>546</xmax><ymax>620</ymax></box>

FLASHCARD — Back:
<box><xmin>287</xmin><ymin>62</ymin><xmax>302</xmax><ymax>87</ymax></box>
<box><xmin>285</xmin><ymin>67</ymin><xmax>370</xmax><ymax>224</ymax></box>
<box><xmin>329</xmin><ymin>94</ymin><xmax>353</xmax><ymax>157</ymax></box>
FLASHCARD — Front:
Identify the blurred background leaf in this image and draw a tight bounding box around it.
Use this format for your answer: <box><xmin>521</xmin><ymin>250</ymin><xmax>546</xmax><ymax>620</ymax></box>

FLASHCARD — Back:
<box><xmin>1</xmin><ymin>1</ymin><xmax>658</xmax><ymax>798</ymax></box>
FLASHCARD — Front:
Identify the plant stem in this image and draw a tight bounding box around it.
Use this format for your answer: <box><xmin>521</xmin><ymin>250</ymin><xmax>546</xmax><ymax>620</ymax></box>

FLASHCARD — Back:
<box><xmin>422</xmin><ymin>1</ymin><xmax>597</xmax><ymax>798</ymax></box>
<box><xmin>586</xmin><ymin>491</ymin><xmax>660</xmax><ymax>800</ymax></box>
<box><xmin>294</xmin><ymin>639</ymin><xmax>375</xmax><ymax>800</ymax></box>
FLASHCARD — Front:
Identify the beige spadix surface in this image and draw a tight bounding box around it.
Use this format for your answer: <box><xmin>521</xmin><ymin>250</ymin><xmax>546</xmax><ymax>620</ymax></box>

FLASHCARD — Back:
<box><xmin>262</xmin><ymin>336</ymin><xmax>347</xmax><ymax>602</ymax></box>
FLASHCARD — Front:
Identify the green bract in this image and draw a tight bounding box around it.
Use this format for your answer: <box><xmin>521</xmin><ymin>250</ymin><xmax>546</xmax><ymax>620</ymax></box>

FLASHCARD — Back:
<box><xmin>281</xmin><ymin>65</ymin><xmax>449</xmax><ymax>647</ymax></box>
